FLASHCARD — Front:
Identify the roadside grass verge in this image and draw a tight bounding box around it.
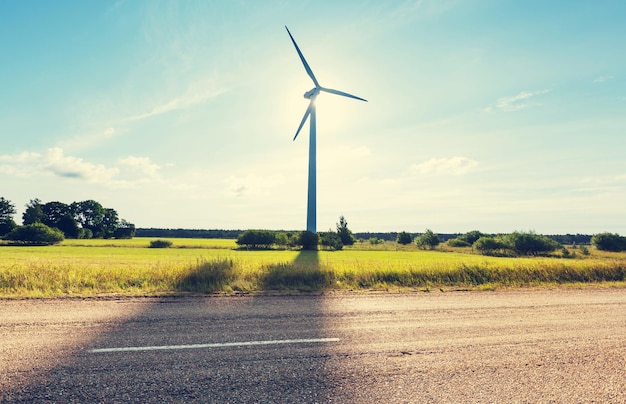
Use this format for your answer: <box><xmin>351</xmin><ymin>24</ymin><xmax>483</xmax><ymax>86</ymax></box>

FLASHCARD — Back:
<box><xmin>1</xmin><ymin>242</ymin><xmax>625</xmax><ymax>298</ymax></box>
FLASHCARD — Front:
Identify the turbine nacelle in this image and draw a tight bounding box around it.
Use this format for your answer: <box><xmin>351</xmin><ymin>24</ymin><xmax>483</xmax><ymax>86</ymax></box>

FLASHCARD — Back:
<box><xmin>304</xmin><ymin>88</ymin><xmax>319</xmax><ymax>99</ymax></box>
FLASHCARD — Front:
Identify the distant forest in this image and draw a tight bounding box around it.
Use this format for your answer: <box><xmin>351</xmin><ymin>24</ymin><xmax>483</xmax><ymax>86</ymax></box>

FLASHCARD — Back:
<box><xmin>136</xmin><ymin>228</ymin><xmax>592</xmax><ymax>245</ymax></box>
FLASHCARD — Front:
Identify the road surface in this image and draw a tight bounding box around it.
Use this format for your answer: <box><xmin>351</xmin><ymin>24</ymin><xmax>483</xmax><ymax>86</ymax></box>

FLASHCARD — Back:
<box><xmin>1</xmin><ymin>289</ymin><xmax>625</xmax><ymax>402</ymax></box>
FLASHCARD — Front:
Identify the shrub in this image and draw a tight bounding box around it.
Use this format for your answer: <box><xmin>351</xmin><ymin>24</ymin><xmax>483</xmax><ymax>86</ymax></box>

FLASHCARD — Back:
<box><xmin>448</xmin><ymin>238</ymin><xmax>471</xmax><ymax>247</ymax></box>
<box><xmin>473</xmin><ymin>236</ymin><xmax>507</xmax><ymax>255</ymax></box>
<box><xmin>336</xmin><ymin>216</ymin><xmax>355</xmax><ymax>246</ymax></box>
<box><xmin>149</xmin><ymin>239</ymin><xmax>173</xmax><ymax>248</ymax></box>
<box><xmin>396</xmin><ymin>231</ymin><xmax>413</xmax><ymax>245</ymax></box>
<box><xmin>236</xmin><ymin>230</ymin><xmax>277</xmax><ymax>249</ymax></box>
<box><xmin>591</xmin><ymin>232</ymin><xmax>626</xmax><ymax>252</ymax></box>
<box><xmin>299</xmin><ymin>231</ymin><xmax>319</xmax><ymax>250</ymax></box>
<box><xmin>4</xmin><ymin>223</ymin><xmax>64</xmax><ymax>245</ymax></box>
<box><xmin>0</xmin><ymin>218</ymin><xmax>17</xmax><ymax>237</ymax></box>
<box><xmin>416</xmin><ymin>229</ymin><xmax>440</xmax><ymax>250</ymax></box>
<box><xmin>502</xmin><ymin>231</ymin><xmax>561</xmax><ymax>256</ymax></box>
<box><xmin>275</xmin><ymin>232</ymin><xmax>289</xmax><ymax>247</ymax></box>
<box><xmin>458</xmin><ymin>230</ymin><xmax>484</xmax><ymax>245</ymax></box>
<box><xmin>114</xmin><ymin>225</ymin><xmax>136</xmax><ymax>239</ymax></box>
<box><xmin>319</xmin><ymin>231</ymin><xmax>343</xmax><ymax>250</ymax></box>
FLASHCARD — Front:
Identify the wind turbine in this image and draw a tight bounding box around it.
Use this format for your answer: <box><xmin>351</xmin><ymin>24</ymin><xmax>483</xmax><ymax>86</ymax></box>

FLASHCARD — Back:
<box><xmin>285</xmin><ymin>26</ymin><xmax>367</xmax><ymax>234</ymax></box>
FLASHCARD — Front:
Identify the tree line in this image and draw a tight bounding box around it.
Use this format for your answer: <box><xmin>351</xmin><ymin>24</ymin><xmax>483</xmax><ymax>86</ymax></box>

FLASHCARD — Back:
<box><xmin>136</xmin><ymin>228</ymin><xmax>242</xmax><ymax>239</ymax></box>
<box><xmin>235</xmin><ymin>224</ymin><xmax>626</xmax><ymax>255</ymax></box>
<box><xmin>355</xmin><ymin>232</ymin><xmax>593</xmax><ymax>245</ymax></box>
<box><xmin>236</xmin><ymin>216</ymin><xmax>355</xmax><ymax>250</ymax></box>
<box><xmin>0</xmin><ymin>197</ymin><xmax>135</xmax><ymax>244</ymax></box>
<box><xmin>398</xmin><ymin>229</ymin><xmax>626</xmax><ymax>255</ymax></box>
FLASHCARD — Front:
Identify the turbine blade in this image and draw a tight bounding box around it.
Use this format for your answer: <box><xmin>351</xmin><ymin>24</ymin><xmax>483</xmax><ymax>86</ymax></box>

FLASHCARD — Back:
<box><xmin>285</xmin><ymin>26</ymin><xmax>320</xmax><ymax>88</ymax></box>
<box><xmin>321</xmin><ymin>87</ymin><xmax>367</xmax><ymax>102</ymax></box>
<box><xmin>293</xmin><ymin>101</ymin><xmax>314</xmax><ymax>141</ymax></box>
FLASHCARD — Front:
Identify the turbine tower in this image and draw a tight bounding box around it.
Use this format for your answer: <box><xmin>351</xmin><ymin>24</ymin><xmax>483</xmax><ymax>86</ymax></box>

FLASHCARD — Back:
<box><xmin>286</xmin><ymin>26</ymin><xmax>367</xmax><ymax>234</ymax></box>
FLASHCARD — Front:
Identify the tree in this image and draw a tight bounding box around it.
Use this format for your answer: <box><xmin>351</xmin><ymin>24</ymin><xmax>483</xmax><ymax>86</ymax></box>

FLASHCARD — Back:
<box><xmin>396</xmin><ymin>231</ymin><xmax>413</xmax><ymax>245</ymax></box>
<box><xmin>336</xmin><ymin>215</ymin><xmax>355</xmax><ymax>246</ymax></box>
<box><xmin>502</xmin><ymin>231</ymin><xmax>561</xmax><ymax>256</ymax></box>
<box><xmin>275</xmin><ymin>232</ymin><xmax>289</xmax><ymax>247</ymax></box>
<box><xmin>591</xmin><ymin>232</ymin><xmax>626</xmax><ymax>252</ymax></box>
<box><xmin>101</xmin><ymin>208</ymin><xmax>119</xmax><ymax>238</ymax></box>
<box><xmin>22</xmin><ymin>198</ymin><xmax>45</xmax><ymax>225</ymax></box>
<box><xmin>458</xmin><ymin>230</ymin><xmax>484</xmax><ymax>245</ymax></box>
<box><xmin>319</xmin><ymin>231</ymin><xmax>343</xmax><ymax>250</ymax></box>
<box><xmin>299</xmin><ymin>231</ymin><xmax>319</xmax><ymax>250</ymax></box>
<box><xmin>416</xmin><ymin>229</ymin><xmax>440</xmax><ymax>250</ymax></box>
<box><xmin>0</xmin><ymin>197</ymin><xmax>17</xmax><ymax>236</ymax></box>
<box><xmin>114</xmin><ymin>219</ymin><xmax>136</xmax><ymax>239</ymax></box>
<box><xmin>55</xmin><ymin>214</ymin><xmax>80</xmax><ymax>239</ymax></box>
<box><xmin>42</xmin><ymin>201</ymin><xmax>71</xmax><ymax>229</ymax></box>
<box><xmin>71</xmin><ymin>200</ymin><xmax>106</xmax><ymax>237</ymax></box>
<box><xmin>473</xmin><ymin>236</ymin><xmax>507</xmax><ymax>255</ymax></box>
<box><xmin>4</xmin><ymin>223</ymin><xmax>64</xmax><ymax>245</ymax></box>
<box><xmin>447</xmin><ymin>238</ymin><xmax>471</xmax><ymax>247</ymax></box>
<box><xmin>236</xmin><ymin>230</ymin><xmax>277</xmax><ymax>249</ymax></box>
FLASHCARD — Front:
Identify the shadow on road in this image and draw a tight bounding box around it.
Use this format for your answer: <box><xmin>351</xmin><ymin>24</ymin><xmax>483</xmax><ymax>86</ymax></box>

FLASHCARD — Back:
<box><xmin>2</xmin><ymin>249</ymin><xmax>345</xmax><ymax>402</ymax></box>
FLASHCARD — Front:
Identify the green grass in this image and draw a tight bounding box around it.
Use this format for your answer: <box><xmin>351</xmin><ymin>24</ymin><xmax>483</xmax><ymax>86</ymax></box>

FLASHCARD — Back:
<box><xmin>1</xmin><ymin>239</ymin><xmax>625</xmax><ymax>298</ymax></box>
<box><xmin>59</xmin><ymin>237</ymin><xmax>238</xmax><ymax>249</ymax></box>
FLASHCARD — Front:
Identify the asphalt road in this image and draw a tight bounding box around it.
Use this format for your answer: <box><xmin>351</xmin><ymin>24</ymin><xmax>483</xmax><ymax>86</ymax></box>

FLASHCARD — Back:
<box><xmin>1</xmin><ymin>289</ymin><xmax>625</xmax><ymax>403</ymax></box>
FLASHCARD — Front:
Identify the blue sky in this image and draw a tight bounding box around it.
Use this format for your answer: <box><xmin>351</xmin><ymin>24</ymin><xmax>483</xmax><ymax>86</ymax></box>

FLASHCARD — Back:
<box><xmin>1</xmin><ymin>0</ymin><xmax>625</xmax><ymax>234</ymax></box>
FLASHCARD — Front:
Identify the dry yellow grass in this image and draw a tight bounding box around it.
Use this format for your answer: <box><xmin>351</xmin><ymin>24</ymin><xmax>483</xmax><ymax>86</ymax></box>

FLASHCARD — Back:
<box><xmin>1</xmin><ymin>239</ymin><xmax>624</xmax><ymax>298</ymax></box>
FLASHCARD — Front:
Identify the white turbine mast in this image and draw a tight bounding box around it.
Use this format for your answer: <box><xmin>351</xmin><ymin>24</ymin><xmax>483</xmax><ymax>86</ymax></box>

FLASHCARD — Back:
<box><xmin>285</xmin><ymin>26</ymin><xmax>367</xmax><ymax>234</ymax></box>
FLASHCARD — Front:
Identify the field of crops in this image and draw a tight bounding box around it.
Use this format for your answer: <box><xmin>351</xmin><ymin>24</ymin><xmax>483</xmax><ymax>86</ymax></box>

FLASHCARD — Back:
<box><xmin>1</xmin><ymin>238</ymin><xmax>625</xmax><ymax>298</ymax></box>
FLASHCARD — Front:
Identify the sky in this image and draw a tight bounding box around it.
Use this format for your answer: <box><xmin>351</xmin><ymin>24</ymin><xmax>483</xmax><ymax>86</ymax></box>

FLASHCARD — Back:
<box><xmin>1</xmin><ymin>0</ymin><xmax>625</xmax><ymax>234</ymax></box>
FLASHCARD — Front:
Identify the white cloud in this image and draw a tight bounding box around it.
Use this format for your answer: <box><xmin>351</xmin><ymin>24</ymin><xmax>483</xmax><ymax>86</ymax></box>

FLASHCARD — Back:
<box><xmin>122</xmin><ymin>79</ymin><xmax>228</xmax><ymax>123</ymax></box>
<box><xmin>44</xmin><ymin>148</ymin><xmax>120</xmax><ymax>183</ymax></box>
<box><xmin>118</xmin><ymin>156</ymin><xmax>161</xmax><ymax>178</ymax></box>
<box><xmin>60</xmin><ymin>127</ymin><xmax>123</xmax><ymax>152</ymax></box>
<box><xmin>493</xmin><ymin>89</ymin><xmax>550</xmax><ymax>112</ymax></box>
<box><xmin>0</xmin><ymin>148</ymin><xmax>169</xmax><ymax>188</ymax></box>
<box><xmin>0</xmin><ymin>151</ymin><xmax>41</xmax><ymax>163</ymax></box>
<box><xmin>410</xmin><ymin>156</ymin><xmax>479</xmax><ymax>175</ymax></box>
<box><xmin>593</xmin><ymin>75</ymin><xmax>614</xmax><ymax>83</ymax></box>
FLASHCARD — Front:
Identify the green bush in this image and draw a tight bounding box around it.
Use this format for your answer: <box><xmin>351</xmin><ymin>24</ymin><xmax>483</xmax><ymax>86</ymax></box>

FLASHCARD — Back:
<box><xmin>4</xmin><ymin>223</ymin><xmax>65</xmax><ymax>245</ymax></box>
<box><xmin>336</xmin><ymin>216</ymin><xmax>355</xmax><ymax>246</ymax></box>
<box><xmin>416</xmin><ymin>229</ymin><xmax>440</xmax><ymax>250</ymax></box>
<box><xmin>458</xmin><ymin>230</ymin><xmax>484</xmax><ymax>245</ymax></box>
<box><xmin>448</xmin><ymin>238</ymin><xmax>471</xmax><ymax>247</ymax></box>
<box><xmin>319</xmin><ymin>231</ymin><xmax>343</xmax><ymax>250</ymax></box>
<box><xmin>396</xmin><ymin>231</ymin><xmax>413</xmax><ymax>245</ymax></box>
<box><xmin>473</xmin><ymin>236</ymin><xmax>507</xmax><ymax>255</ymax></box>
<box><xmin>0</xmin><ymin>218</ymin><xmax>17</xmax><ymax>237</ymax></box>
<box><xmin>149</xmin><ymin>239</ymin><xmax>173</xmax><ymax>248</ymax></box>
<box><xmin>299</xmin><ymin>231</ymin><xmax>319</xmax><ymax>250</ymax></box>
<box><xmin>275</xmin><ymin>232</ymin><xmax>289</xmax><ymax>247</ymax></box>
<box><xmin>236</xmin><ymin>230</ymin><xmax>277</xmax><ymax>249</ymax></box>
<box><xmin>591</xmin><ymin>232</ymin><xmax>626</xmax><ymax>252</ymax></box>
<box><xmin>502</xmin><ymin>231</ymin><xmax>561</xmax><ymax>256</ymax></box>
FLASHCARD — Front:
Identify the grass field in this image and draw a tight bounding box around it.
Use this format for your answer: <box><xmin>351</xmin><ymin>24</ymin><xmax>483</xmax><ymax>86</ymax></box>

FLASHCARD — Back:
<box><xmin>1</xmin><ymin>238</ymin><xmax>625</xmax><ymax>298</ymax></box>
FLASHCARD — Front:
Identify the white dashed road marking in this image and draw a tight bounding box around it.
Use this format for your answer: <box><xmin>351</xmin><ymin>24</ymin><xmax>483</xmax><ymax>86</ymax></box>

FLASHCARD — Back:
<box><xmin>89</xmin><ymin>337</ymin><xmax>340</xmax><ymax>353</ymax></box>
